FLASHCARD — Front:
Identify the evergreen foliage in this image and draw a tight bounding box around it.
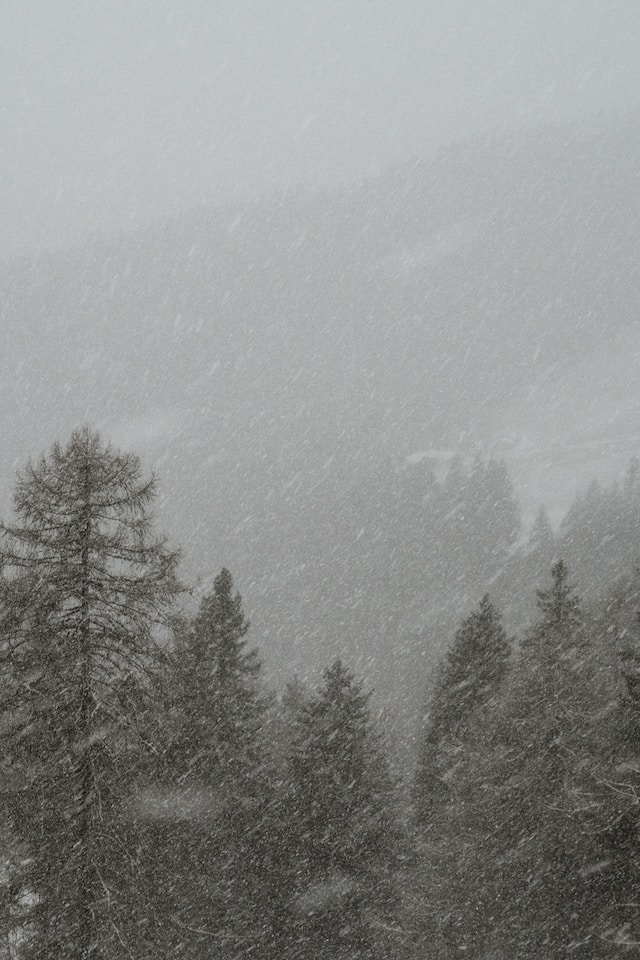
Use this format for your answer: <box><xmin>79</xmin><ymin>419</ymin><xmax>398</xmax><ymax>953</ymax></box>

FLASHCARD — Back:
<box><xmin>412</xmin><ymin>563</ymin><xmax>611</xmax><ymax>958</ymax></box>
<box><xmin>558</xmin><ymin>459</ymin><xmax>640</xmax><ymax>594</ymax></box>
<box><xmin>569</xmin><ymin>568</ymin><xmax>640</xmax><ymax>951</ymax></box>
<box><xmin>167</xmin><ymin>568</ymin><xmax>267</xmax><ymax>782</ymax></box>
<box><xmin>478</xmin><ymin>561</ymin><xmax>598</xmax><ymax>954</ymax></box>
<box><xmin>3</xmin><ymin>428</ymin><xmax>640</xmax><ymax>958</ymax></box>
<box><xmin>414</xmin><ymin>594</ymin><xmax>510</xmax><ymax>825</ymax></box>
<box><xmin>143</xmin><ymin>568</ymin><xmax>279</xmax><ymax>959</ymax></box>
<box><xmin>285</xmin><ymin>659</ymin><xmax>401</xmax><ymax>959</ymax></box>
<box><xmin>0</xmin><ymin>426</ymin><xmax>180</xmax><ymax>959</ymax></box>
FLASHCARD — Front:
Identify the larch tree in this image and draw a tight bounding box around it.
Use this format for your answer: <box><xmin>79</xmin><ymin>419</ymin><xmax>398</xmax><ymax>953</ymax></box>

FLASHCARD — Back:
<box><xmin>0</xmin><ymin>426</ymin><xmax>181</xmax><ymax>960</ymax></box>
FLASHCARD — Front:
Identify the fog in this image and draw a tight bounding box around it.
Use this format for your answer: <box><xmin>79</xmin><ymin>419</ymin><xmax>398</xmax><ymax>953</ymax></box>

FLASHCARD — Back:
<box><xmin>3</xmin><ymin>4</ymin><xmax>640</xmax><ymax>958</ymax></box>
<box><xmin>2</xmin><ymin>0</ymin><xmax>639</xmax><ymax>255</ymax></box>
<box><xmin>2</xmin><ymin>0</ymin><xmax>640</xmax><ymax>690</ymax></box>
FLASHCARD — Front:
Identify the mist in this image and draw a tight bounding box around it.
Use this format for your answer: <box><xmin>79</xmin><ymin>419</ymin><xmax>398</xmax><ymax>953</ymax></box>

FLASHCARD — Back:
<box><xmin>2</xmin><ymin>0</ymin><xmax>639</xmax><ymax>254</ymax></box>
<box><xmin>1</xmin><ymin>4</ymin><xmax>640</xmax><ymax>957</ymax></box>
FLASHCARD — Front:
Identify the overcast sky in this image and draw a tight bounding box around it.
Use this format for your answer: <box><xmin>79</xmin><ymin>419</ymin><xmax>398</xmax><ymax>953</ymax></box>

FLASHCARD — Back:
<box><xmin>2</xmin><ymin>0</ymin><xmax>640</xmax><ymax>256</ymax></box>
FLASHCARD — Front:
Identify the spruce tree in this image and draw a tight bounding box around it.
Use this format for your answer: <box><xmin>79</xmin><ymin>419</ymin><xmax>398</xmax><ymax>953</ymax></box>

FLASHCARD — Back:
<box><xmin>150</xmin><ymin>569</ymin><xmax>277</xmax><ymax>958</ymax></box>
<box><xmin>286</xmin><ymin>659</ymin><xmax>401</xmax><ymax>959</ymax></box>
<box><xmin>574</xmin><ymin>573</ymin><xmax>640</xmax><ymax>951</ymax></box>
<box><xmin>0</xmin><ymin>427</ymin><xmax>180</xmax><ymax>959</ymax></box>
<box><xmin>414</xmin><ymin>594</ymin><xmax>510</xmax><ymax>825</ymax></box>
<box><xmin>441</xmin><ymin>562</ymin><xmax>600</xmax><ymax>957</ymax></box>
<box><xmin>191</xmin><ymin>568</ymin><xmax>265</xmax><ymax>779</ymax></box>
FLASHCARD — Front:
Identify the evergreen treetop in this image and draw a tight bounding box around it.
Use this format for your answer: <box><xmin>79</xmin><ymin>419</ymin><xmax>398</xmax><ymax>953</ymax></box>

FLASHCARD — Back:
<box><xmin>0</xmin><ymin>426</ymin><xmax>181</xmax><ymax>960</ymax></box>
<box><xmin>434</xmin><ymin>594</ymin><xmax>511</xmax><ymax>732</ymax></box>
<box><xmin>165</xmin><ymin>567</ymin><xmax>268</xmax><ymax>788</ymax></box>
<box><xmin>414</xmin><ymin>595</ymin><xmax>510</xmax><ymax>826</ymax></box>
<box><xmin>289</xmin><ymin>658</ymin><xmax>398</xmax><ymax>876</ymax></box>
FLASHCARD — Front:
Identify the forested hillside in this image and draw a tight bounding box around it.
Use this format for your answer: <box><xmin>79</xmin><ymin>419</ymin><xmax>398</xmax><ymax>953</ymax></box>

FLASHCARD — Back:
<box><xmin>1</xmin><ymin>119</ymin><xmax>640</xmax><ymax>724</ymax></box>
<box><xmin>3</xmin><ymin>1</ymin><xmax>638</xmax><ymax>952</ymax></box>
<box><xmin>2</xmin><ymin>427</ymin><xmax>640</xmax><ymax>957</ymax></box>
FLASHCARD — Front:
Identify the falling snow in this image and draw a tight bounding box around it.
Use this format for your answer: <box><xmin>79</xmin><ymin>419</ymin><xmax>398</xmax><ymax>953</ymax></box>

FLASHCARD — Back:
<box><xmin>0</xmin><ymin>3</ymin><xmax>639</xmax><ymax>957</ymax></box>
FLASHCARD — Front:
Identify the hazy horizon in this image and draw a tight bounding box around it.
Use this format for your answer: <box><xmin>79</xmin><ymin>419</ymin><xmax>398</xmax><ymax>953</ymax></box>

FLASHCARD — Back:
<box><xmin>2</xmin><ymin>1</ymin><xmax>640</xmax><ymax>256</ymax></box>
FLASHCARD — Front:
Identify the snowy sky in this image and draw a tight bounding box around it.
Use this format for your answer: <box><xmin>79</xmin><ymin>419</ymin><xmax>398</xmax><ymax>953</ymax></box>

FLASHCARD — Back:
<box><xmin>2</xmin><ymin>0</ymin><xmax>640</xmax><ymax>256</ymax></box>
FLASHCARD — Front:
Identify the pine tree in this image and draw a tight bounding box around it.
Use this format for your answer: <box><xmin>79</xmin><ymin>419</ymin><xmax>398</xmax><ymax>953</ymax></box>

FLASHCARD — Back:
<box><xmin>414</xmin><ymin>594</ymin><xmax>510</xmax><ymax>826</ymax></box>
<box><xmin>286</xmin><ymin>660</ymin><xmax>401</xmax><ymax>959</ymax></box>
<box><xmin>0</xmin><ymin>427</ymin><xmax>181</xmax><ymax>959</ymax></box>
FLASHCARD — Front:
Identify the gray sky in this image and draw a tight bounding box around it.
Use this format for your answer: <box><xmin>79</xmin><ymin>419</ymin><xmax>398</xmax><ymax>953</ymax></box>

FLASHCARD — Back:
<box><xmin>2</xmin><ymin>0</ymin><xmax>639</xmax><ymax>256</ymax></box>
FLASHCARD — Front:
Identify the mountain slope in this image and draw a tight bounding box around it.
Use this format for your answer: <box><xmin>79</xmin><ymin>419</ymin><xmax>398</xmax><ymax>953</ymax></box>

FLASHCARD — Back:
<box><xmin>1</xmin><ymin>118</ymin><xmax>639</xmax><ymax>729</ymax></box>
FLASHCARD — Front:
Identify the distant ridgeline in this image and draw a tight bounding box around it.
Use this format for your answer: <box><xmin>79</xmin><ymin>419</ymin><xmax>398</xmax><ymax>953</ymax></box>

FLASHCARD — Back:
<box><xmin>2</xmin><ymin>121</ymin><xmax>640</xmax><ymax>773</ymax></box>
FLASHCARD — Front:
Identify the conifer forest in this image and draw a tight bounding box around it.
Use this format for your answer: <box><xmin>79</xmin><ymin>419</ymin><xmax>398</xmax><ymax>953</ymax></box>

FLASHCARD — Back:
<box><xmin>0</xmin><ymin>426</ymin><xmax>639</xmax><ymax>957</ymax></box>
<box><xmin>3</xmin><ymin>4</ymin><xmax>640</xmax><ymax>957</ymax></box>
